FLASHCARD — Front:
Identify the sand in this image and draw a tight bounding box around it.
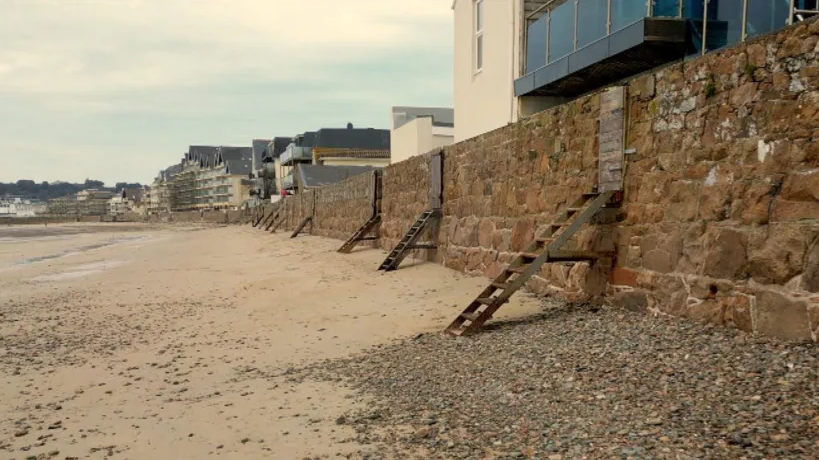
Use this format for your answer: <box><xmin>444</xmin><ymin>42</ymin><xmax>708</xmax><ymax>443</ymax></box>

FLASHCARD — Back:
<box><xmin>0</xmin><ymin>223</ymin><xmax>542</xmax><ymax>459</ymax></box>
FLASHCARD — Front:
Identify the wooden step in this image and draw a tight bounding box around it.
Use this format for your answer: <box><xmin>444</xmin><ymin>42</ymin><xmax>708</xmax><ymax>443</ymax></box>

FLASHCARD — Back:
<box><xmin>506</xmin><ymin>265</ymin><xmax>529</xmax><ymax>274</ymax></box>
<box><xmin>476</xmin><ymin>297</ymin><xmax>495</xmax><ymax>306</ymax></box>
<box><xmin>460</xmin><ymin>312</ymin><xmax>481</xmax><ymax>322</ymax></box>
<box><xmin>491</xmin><ymin>281</ymin><xmax>510</xmax><ymax>290</ymax></box>
<box><xmin>536</xmin><ymin>237</ymin><xmax>555</xmax><ymax>244</ymax></box>
<box><xmin>520</xmin><ymin>252</ymin><xmax>540</xmax><ymax>260</ymax></box>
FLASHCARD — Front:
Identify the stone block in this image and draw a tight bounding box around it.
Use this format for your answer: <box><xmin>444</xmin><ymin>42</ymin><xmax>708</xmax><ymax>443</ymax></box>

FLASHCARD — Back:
<box><xmin>772</xmin><ymin>199</ymin><xmax>819</xmax><ymax>222</ymax></box>
<box><xmin>478</xmin><ymin>219</ymin><xmax>495</xmax><ymax>248</ymax></box>
<box><xmin>754</xmin><ymin>289</ymin><xmax>812</xmax><ymax>341</ymax></box>
<box><xmin>610</xmin><ymin>267</ymin><xmax>639</xmax><ymax>287</ymax></box>
<box><xmin>703</xmin><ymin>228</ymin><xmax>748</xmax><ymax>280</ymax></box>
<box><xmin>613</xmin><ymin>289</ymin><xmax>649</xmax><ymax>312</ymax></box>
<box><xmin>721</xmin><ymin>294</ymin><xmax>754</xmax><ymax>332</ymax></box>
<box><xmin>688</xmin><ymin>300</ymin><xmax>725</xmax><ymax>325</ymax></box>
<box><xmin>748</xmin><ymin>225</ymin><xmax>810</xmax><ymax>285</ymax></box>
<box><xmin>510</xmin><ymin>218</ymin><xmax>534</xmax><ymax>252</ymax></box>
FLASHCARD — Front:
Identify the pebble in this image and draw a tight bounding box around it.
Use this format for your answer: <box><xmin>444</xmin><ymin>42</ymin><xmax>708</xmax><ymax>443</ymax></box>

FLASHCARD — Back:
<box><xmin>300</xmin><ymin>303</ymin><xmax>819</xmax><ymax>458</ymax></box>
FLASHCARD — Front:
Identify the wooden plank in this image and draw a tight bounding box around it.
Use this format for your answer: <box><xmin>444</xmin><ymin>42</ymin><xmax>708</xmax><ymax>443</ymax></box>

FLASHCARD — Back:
<box><xmin>429</xmin><ymin>151</ymin><xmax>443</xmax><ymax>209</ymax></box>
<box><xmin>598</xmin><ymin>86</ymin><xmax>625</xmax><ymax>193</ymax></box>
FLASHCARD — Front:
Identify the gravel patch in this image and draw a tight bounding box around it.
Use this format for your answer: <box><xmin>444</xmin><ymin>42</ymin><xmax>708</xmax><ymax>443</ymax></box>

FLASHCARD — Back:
<box><xmin>299</xmin><ymin>302</ymin><xmax>819</xmax><ymax>459</ymax></box>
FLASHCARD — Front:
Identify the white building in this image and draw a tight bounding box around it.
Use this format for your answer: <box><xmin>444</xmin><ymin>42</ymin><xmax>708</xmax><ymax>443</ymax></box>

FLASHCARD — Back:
<box><xmin>390</xmin><ymin>107</ymin><xmax>455</xmax><ymax>164</ymax></box>
<box><xmin>0</xmin><ymin>198</ymin><xmax>46</xmax><ymax>217</ymax></box>
<box><xmin>452</xmin><ymin>0</ymin><xmax>527</xmax><ymax>143</ymax></box>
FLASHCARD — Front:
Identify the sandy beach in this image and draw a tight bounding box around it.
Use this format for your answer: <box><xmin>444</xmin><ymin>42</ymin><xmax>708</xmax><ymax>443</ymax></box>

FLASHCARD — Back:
<box><xmin>0</xmin><ymin>223</ymin><xmax>542</xmax><ymax>459</ymax></box>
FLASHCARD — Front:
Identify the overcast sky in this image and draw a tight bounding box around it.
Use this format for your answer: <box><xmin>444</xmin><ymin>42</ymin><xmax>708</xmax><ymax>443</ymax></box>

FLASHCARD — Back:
<box><xmin>0</xmin><ymin>0</ymin><xmax>453</xmax><ymax>185</ymax></box>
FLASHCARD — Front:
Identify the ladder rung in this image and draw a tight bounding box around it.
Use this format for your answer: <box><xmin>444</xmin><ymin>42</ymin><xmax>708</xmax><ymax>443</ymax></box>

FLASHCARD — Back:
<box><xmin>491</xmin><ymin>282</ymin><xmax>509</xmax><ymax>290</ymax></box>
<box><xmin>476</xmin><ymin>297</ymin><xmax>496</xmax><ymax>306</ymax></box>
<box><xmin>461</xmin><ymin>312</ymin><xmax>480</xmax><ymax>322</ymax></box>
<box><xmin>506</xmin><ymin>265</ymin><xmax>528</xmax><ymax>274</ymax></box>
<box><xmin>536</xmin><ymin>237</ymin><xmax>555</xmax><ymax>244</ymax></box>
<box><xmin>567</xmin><ymin>207</ymin><xmax>582</xmax><ymax>213</ymax></box>
<box><xmin>520</xmin><ymin>252</ymin><xmax>540</xmax><ymax>260</ymax></box>
<box><xmin>551</xmin><ymin>222</ymin><xmax>568</xmax><ymax>228</ymax></box>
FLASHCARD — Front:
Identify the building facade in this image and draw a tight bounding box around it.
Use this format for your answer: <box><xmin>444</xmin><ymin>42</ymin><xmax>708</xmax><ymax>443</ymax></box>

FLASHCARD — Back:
<box><xmin>390</xmin><ymin>106</ymin><xmax>455</xmax><ymax>163</ymax></box>
<box><xmin>453</xmin><ymin>0</ymin><xmax>816</xmax><ymax>141</ymax></box>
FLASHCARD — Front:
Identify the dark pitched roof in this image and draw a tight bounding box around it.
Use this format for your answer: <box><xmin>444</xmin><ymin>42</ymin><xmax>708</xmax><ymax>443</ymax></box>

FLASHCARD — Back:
<box><xmin>297</xmin><ymin>131</ymin><xmax>317</xmax><ymax>147</ymax></box>
<box><xmin>296</xmin><ymin>164</ymin><xmax>379</xmax><ymax>188</ymax></box>
<box><xmin>165</xmin><ymin>164</ymin><xmax>182</xmax><ymax>179</ymax></box>
<box><xmin>188</xmin><ymin>146</ymin><xmax>218</xmax><ymax>167</ymax></box>
<box><xmin>219</xmin><ymin>147</ymin><xmax>253</xmax><ymax>176</ymax></box>
<box><xmin>314</xmin><ymin>126</ymin><xmax>390</xmax><ymax>150</ymax></box>
<box><xmin>252</xmin><ymin>139</ymin><xmax>271</xmax><ymax>170</ymax></box>
<box><xmin>263</xmin><ymin>137</ymin><xmax>292</xmax><ymax>161</ymax></box>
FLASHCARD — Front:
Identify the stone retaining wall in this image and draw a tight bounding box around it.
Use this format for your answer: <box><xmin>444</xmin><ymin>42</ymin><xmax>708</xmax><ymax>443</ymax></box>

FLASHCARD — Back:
<box><xmin>256</xmin><ymin>19</ymin><xmax>819</xmax><ymax>341</ymax></box>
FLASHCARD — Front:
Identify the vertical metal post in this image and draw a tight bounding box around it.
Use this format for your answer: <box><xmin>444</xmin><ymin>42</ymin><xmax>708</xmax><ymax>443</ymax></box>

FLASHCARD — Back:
<box><xmin>741</xmin><ymin>0</ymin><xmax>747</xmax><ymax>40</ymax></box>
<box><xmin>546</xmin><ymin>10</ymin><xmax>551</xmax><ymax>63</ymax></box>
<box><xmin>607</xmin><ymin>0</ymin><xmax>612</xmax><ymax>33</ymax></box>
<box><xmin>701</xmin><ymin>0</ymin><xmax>709</xmax><ymax>55</ymax></box>
<box><xmin>788</xmin><ymin>0</ymin><xmax>795</xmax><ymax>25</ymax></box>
<box><xmin>678</xmin><ymin>0</ymin><xmax>683</xmax><ymax>17</ymax></box>
<box><xmin>573</xmin><ymin>0</ymin><xmax>579</xmax><ymax>51</ymax></box>
<box><xmin>647</xmin><ymin>0</ymin><xmax>652</xmax><ymax>16</ymax></box>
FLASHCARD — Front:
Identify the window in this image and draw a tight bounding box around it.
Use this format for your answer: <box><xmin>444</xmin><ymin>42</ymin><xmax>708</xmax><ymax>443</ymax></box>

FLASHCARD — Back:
<box><xmin>475</xmin><ymin>0</ymin><xmax>484</xmax><ymax>72</ymax></box>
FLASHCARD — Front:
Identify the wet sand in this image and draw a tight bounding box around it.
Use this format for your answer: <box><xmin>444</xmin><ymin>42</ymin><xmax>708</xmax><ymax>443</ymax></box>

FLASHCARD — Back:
<box><xmin>0</xmin><ymin>223</ymin><xmax>542</xmax><ymax>459</ymax></box>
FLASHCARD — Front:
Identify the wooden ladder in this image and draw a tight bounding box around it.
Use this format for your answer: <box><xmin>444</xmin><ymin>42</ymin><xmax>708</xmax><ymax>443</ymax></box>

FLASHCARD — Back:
<box><xmin>338</xmin><ymin>214</ymin><xmax>382</xmax><ymax>253</ymax></box>
<box><xmin>445</xmin><ymin>191</ymin><xmax>614</xmax><ymax>336</ymax></box>
<box><xmin>290</xmin><ymin>216</ymin><xmax>313</xmax><ymax>238</ymax></box>
<box><xmin>378</xmin><ymin>209</ymin><xmax>440</xmax><ymax>272</ymax></box>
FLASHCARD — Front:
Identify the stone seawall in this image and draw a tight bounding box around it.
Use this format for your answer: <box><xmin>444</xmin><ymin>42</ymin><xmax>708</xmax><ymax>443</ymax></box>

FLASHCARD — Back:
<box><xmin>257</xmin><ymin>19</ymin><xmax>819</xmax><ymax>341</ymax></box>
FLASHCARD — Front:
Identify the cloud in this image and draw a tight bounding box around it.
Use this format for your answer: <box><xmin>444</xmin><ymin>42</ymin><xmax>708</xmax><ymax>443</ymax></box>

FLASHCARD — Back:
<box><xmin>0</xmin><ymin>0</ymin><xmax>454</xmax><ymax>184</ymax></box>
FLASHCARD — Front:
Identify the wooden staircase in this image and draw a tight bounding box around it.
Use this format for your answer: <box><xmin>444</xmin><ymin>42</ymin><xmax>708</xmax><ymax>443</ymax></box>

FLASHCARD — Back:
<box><xmin>338</xmin><ymin>214</ymin><xmax>381</xmax><ymax>254</ymax></box>
<box><xmin>445</xmin><ymin>191</ymin><xmax>615</xmax><ymax>336</ymax></box>
<box><xmin>290</xmin><ymin>216</ymin><xmax>313</xmax><ymax>238</ymax></box>
<box><xmin>377</xmin><ymin>210</ymin><xmax>440</xmax><ymax>272</ymax></box>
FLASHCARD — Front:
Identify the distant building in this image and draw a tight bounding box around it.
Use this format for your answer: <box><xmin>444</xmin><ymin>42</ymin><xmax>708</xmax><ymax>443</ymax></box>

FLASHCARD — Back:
<box><xmin>262</xmin><ymin>137</ymin><xmax>294</xmax><ymax>201</ymax></box>
<box><xmin>0</xmin><ymin>197</ymin><xmax>46</xmax><ymax>217</ymax></box>
<box><xmin>76</xmin><ymin>189</ymin><xmax>114</xmax><ymax>216</ymax></box>
<box><xmin>312</xmin><ymin>124</ymin><xmax>391</xmax><ymax>167</ymax></box>
<box><xmin>390</xmin><ymin>107</ymin><xmax>454</xmax><ymax>163</ymax></box>
<box><xmin>280</xmin><ymin>133</ymin><xmax>316</xmax><ymax>194</ymax></box>
<box><xmin>108</xmin><ymin>188</ymin><xmax>146</xmax><ymax>218</ymax></box>
<box><xmin>294</xmin><ymin>164</ymin><xmax>380</xmax><ymax>190</ymax></box>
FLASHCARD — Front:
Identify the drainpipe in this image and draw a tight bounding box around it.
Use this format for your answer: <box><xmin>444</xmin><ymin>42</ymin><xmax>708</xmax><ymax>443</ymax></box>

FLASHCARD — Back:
<box><xmin>510</xmin><ymin>0</ymin><xmax>517</xmax><ymax>124</ymax></box>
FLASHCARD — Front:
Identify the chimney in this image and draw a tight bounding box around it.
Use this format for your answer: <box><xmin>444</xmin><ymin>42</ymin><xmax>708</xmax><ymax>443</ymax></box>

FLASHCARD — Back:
<box><xmin>346</xmin><ymin>122</ymin><xmax>353</xmax><ymax>130</ymax></box>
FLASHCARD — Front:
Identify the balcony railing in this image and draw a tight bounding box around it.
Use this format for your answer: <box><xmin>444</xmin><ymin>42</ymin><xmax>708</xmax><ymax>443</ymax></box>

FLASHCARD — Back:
<box><xmin>280</xmin><ymin>145</ymin><xmax>312</xmax><ymax>166</ymax></box>
<box><xmin>519</xmin><ymin>0</ymin><xmax>798</xmax><ymax>98</ymax></box>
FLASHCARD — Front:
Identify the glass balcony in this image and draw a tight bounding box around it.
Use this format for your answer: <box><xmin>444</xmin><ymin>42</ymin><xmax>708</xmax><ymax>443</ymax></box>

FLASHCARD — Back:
<box><xmin>280</xmin><ymin>145</ymin><xmax>313</xmax><ymax>166</ymax></box>
<box><xmin>518</xmin><ymin>0</ymin><xmax>796</xmax><ymax>99</ymax></box>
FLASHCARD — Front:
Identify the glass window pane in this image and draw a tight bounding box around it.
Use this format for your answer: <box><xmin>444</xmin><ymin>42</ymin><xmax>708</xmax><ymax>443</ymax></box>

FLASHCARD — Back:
<box><xmin>526</xmin><ymin>15</ymin><xmax>548</xmax><ymax>72</ymax></box>
<box><xmin>746</xmin><ymin>0</ymin><xmax>790</xmax><ymax>39</ymax></box>
<box><xmin>548</xmin><ymin>0</ymin><xmax>575</xmax><ymax>62</ymax></box>
<box><xmin>611</xmin><ymin>0</ymin><xmax>646</xmax><ymax>31</ymax></box>
<box><xmin>577</xmin><ymin>0</ymin><xmax>608</xmax><ymax>48</ymax></box>
<box><xmin>652</xmin><ymin>0</ymin><xmax>680</xmax><ymax>17</ymax></box>
<box><xmin>476</xmin><ymin>34</ymin><xmax>483</xmax><ymax>70</ymax></box>
<box><xmin>705</xmin><ymin>0</ymin><xmax>744</xmax><ymax>51</ymax></box>
<box><xmin>476</xmin><ymin>0</ymin><xmax>484</xmax><ymax>31</ymax></box>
